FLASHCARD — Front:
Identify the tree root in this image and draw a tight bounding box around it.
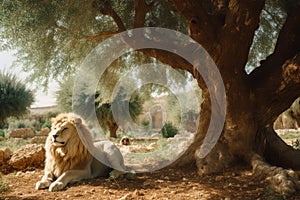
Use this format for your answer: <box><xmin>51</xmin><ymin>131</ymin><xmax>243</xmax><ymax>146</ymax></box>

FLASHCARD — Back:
<box><xmin>251</xmin><ymin>153</ymin><xmax>299</xmax><ymax>196</ymax></box>
<box><xmin>195</xmin><ymin>142</ymin><xmax>233</xmax><ymax>176</ymax></box>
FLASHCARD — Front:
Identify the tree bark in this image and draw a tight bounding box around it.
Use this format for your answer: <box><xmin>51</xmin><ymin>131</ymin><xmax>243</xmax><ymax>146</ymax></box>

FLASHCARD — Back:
<box><xmin>107</xmin><ymin>120</ymin><xmax>118</xmax><ymax>138</ymax></box>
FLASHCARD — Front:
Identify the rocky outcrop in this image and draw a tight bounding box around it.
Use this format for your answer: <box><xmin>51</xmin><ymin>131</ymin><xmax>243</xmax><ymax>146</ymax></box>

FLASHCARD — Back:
<box><xmin>0</xmin><ymin>147</ymin><xmax>13</xmax><ymax>174</ymax></box>
<box><xmin>9</xmin><ymin>128</ymin><xmax>35</xmax><ymax>139</ymax></box>
<box><xmin>8</xmin><ymin>144</ymin><xmax>45</xmax><ymax>170</ymax></box>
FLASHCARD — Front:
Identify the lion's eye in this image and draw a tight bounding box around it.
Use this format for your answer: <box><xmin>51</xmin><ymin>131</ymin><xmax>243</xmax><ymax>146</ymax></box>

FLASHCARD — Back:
<box><xmin>62</xmin><ymin>128</ymin><xmax>68</xmax><ymax>133</ymax></box>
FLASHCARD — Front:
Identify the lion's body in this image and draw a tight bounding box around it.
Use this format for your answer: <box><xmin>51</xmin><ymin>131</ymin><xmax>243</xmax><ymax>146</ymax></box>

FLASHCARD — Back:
<box><xmin>36</xmin><ymin>113</ymin><xmax>127</xmax><ymax>192</ymax></box>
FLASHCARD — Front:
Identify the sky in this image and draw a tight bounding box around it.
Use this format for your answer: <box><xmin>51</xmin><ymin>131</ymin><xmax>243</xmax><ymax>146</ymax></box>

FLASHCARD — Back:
<box><xmin>0</xmin><ymin>50</ymin><xmax>58</xmax><ymax>108</ymax></box>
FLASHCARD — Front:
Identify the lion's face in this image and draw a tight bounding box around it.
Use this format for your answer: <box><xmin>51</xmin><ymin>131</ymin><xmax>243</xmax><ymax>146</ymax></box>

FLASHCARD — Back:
<box><xmin>49</xmin><ymin>120</ymin><xmax>77</xmax><ymax>147</ymax></box>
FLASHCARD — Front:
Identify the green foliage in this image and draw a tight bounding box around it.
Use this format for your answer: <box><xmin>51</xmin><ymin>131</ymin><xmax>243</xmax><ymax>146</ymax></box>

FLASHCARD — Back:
<box><xmin>8</xmin><ymin>118</ymin><xmax>37</xmax><ymax>130</ymax></box>
<box><xmin>141</xmin><ymin>120</ymin><xmax>150</xmax><ymax>127</ymax></box>
<box><xmin>246</xmin><ymin>0</ymin><xmax>287</xmax><ymax>73</ymax></box>
<box><xmin>0</xmin><ymin>176</ymin><xmax>9</xmax><ymax>193</ymax></box>
<box><xmin>0</xmin><ymin>130</ymin><xmax>4</xmax><ymax>137</ymax></box>
<box><xmin>0</xmin><ymin>0</ymin><xmax>186</xmax><ymax>87</ymax></box>
<box><xmin>56</xmin><ymin>75</ymin><xmax>74</xmax><ymax>112</ymax></box>
<box><xmin>41</xmin><ymin>120</ymin><xmax>51</xmax><ymax>129</ymax></box>
<box><xmin>292</xmin><ymin>139</ymin><xmax>300</xmax><ymax>150</ymax></box>
<box><xmin>96</xmin><ymin>88</ymin><xmax>144</xmax><ymax>136</ymax></box>
<box><xmin>0</xmin><ymin>71</ymin><xmax>34</xmax><ymax>128</ymax></box>
<box><xmin>0</xmin><ymin>137</ymin><xmax>31</xmax><ymax>151</ymax></box>
<box><xmin>161</xmin><ymin>122</ymin><xmax>179</xmax><ymax>138</ymax></box>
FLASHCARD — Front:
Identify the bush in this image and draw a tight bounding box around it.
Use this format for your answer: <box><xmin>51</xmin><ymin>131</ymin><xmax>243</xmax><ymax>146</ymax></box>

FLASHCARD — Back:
<box><xmin>0</xmin><ymin>176</ymin><xmax>9</xmax><ymax>193</ymax></box>
<box><xmin>41</xmin><ymin>120</ymin><xmax>51</xmax><ymax>129</ymax></box>
<box><xmin>161</xmin><ymin>122</ymin><xmax>179</xmax><ymax>138</ymax></box>
<box><xmin>0</xmin><ymin>71</ymin><xmax>34</xmax><ymax>128</ymax></box>
<box><xmin>8</xmin><ymin>118</ymin><xmax>40</xmax><ymax>130</ymax></box>
<box><xmin>0</xmin><ymin>130</ymin><xmax>4</xmax><ymax>137</ymax></box>
<box><xmin>141</xmin><ymin>120</ymin><xmax>150</xmax><ymax>127</ymax></box>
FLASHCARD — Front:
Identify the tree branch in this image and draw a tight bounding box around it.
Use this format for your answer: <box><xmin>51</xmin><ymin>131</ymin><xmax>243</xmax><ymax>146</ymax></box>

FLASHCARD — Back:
<box><xmin>254</xmin><ymin>54</ymin><xmax>300</xmax><ymax>125</ymax></box>
<box><xmin>249</xmin><ymin>4</ymin><xmax>300</xmax><ymax>125</ymax></box>
<box><xmin>94</xmin><ymin>0</ymin><xmax>126</xmax><ymax>31</ymax></box>
<box><xmin>133</xmin><ymin>0</ymin><xmax>155</xmax><ymax>28</ymax></box>
<box><xmin>169</xmin><ymin>0</ymin><xmax>221</xmax><ymax>55</ymax></box>
<box><xmin>219</xmin><ymin>0</ymin><xmax>264</xmax><ymax>74</ymax></box>
<box><xmin>87</xmin><ymin>31</ymin><xmax>121</xmax><ymax>42</ymax></box>
<box><xmin>250</xmin><ymin>4</ymin><xmax>300</xmax><ymax>82</ymax></box>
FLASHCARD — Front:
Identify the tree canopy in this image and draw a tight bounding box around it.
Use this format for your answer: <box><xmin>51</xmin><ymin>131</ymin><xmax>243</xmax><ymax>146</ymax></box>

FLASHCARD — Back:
<box><xmin>0</xmin><ymin>0</ymin><xmax>186</xmax><ymax>87</ymax></box>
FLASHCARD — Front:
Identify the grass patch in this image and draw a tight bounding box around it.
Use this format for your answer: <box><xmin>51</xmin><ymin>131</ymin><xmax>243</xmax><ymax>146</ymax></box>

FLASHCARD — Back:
<box><xmin>0</xmin><ymin>175</ymin><xmax>9</xmax><ymax>193</ymax></box>
<box><xmin>279</xmin><ymin>132</ymin><xmax>300</xmax><ymax>140</ymax></box>
<box><xmin>0</xmin><ymin>138</ymin><xmax>31</xmax><ymax>151</ymax></box>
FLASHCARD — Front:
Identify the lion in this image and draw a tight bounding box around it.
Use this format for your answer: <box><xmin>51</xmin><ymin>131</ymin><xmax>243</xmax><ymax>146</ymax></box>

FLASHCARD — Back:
<box><xmin>36</xmin><ymin>113</ymin><xmax>131</xmax><ymax>192</ymax></box>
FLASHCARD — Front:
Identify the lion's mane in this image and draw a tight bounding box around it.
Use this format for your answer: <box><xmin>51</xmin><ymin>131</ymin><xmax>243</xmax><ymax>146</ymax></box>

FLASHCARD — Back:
<box><xmin>44</xmin><ymin>113</ymin><xmax>93</xmax><ymax>178</ymax></box>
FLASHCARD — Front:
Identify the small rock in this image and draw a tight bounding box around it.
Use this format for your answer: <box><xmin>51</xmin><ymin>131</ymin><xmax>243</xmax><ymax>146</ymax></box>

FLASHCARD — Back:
<box><xmin>0</xmin><ymin>147</ymin><xmax>13</xmax><ymax>163</ymax></box>
<box><xmin>90</xmin><ymin>188</ymin><xmax>96</xmax><ymax>192</ymax></box>
<box><xmin>15</xmin><ymin>171</ymin><xmax>23</xmax><ymax>177</ymax></box>
<box><xmin>74</xmin><ymin>193</ymin><xmax>83</xmax><ymax>197</ymax></box>
<box><xmin>0</xmin><ymin>136</ymin><xmax>4</xmax><ymax>141</ymax></box>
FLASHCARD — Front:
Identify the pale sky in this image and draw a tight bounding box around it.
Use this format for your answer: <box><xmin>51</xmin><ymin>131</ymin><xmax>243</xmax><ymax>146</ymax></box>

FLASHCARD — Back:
<box><xmin>0</xmin><ymin>50</ymin><xmax>58</xmax><ymax>108</ymax></box>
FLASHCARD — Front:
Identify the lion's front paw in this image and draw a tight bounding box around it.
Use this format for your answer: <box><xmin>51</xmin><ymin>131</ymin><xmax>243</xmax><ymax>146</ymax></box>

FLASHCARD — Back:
<box><xmin>49</xmin><ymin>181</ymin><xmax>65</xmax><ymax>192</ymax></box>
<box><xmin>35</xmin><ymin>180</ymin><xmax>51</xmax><ymax>190</ymax></box>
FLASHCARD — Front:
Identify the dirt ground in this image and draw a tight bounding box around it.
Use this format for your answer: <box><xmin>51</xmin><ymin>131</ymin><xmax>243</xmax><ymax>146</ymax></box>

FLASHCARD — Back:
<box><xmin>1</xmin><ymin>166</ymin><xmax>300</xmax><ymax>200</ymax></box>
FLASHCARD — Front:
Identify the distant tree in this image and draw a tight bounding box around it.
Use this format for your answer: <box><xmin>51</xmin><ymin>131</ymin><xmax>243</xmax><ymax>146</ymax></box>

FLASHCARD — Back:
<box><xmin>57</xmin><ymin>77</ymin><xmax>144</xmax><ymax>138</ymax></box>
<box><xmin>56</xmin><ymin>76</ymin><xmax>74</xmax><ymax>112</ymax></box>
<box><xmin>96</xmin><ymin>87</ymin><xmax>144</xmax><ymax>138</ymax></box>
<box><xmin>0</xmin><ymin>71</ymin><xmax>34</xmax><ymax>128</ymax></box>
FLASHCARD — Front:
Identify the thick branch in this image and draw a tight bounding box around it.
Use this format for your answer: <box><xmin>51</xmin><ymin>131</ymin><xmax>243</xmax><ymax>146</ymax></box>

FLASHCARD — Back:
<box><xmin>133</xmin><ymin>0</ymin><xmax>155</xmax><ymax>28</ymax></box>
<box><xmin>219</xmin><ymin>0</ymin><xmax>264</xmax><ymax>74</ymax></box>
<box><xmin>170</xmin><ymin>0</ymin><xmax>221</xmax><ymax>55</ymax></box>
<box><xmin>250</xmin><ymin>4</ymin><xmax>300</xmax><ymax>124</ymax></box>
<box><xmin>257</xmin><ymin>55</ymin><xmax>300</xmax><ymax>125</ymax></box>
<box><xmin>95</xmin><ymin>0</ymin><xmax>126</xmax><ymax>31</ymax></box>
<box><xmin>250</xmin><ymin>4</ymin><xmax>300</xmax><ymax>82</ymax></box>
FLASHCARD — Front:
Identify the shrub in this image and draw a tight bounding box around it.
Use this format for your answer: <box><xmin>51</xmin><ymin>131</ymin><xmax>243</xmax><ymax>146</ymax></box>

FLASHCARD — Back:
<box><xmin>0</xmin><ymin>130</ymin><xmax>4</xmax><ymax>137</ymax></box>
<box><xmin>42</xmin><ymin>120</ymin><xmax>52</xmax><ymax>129</ymax></box>
<box><xmin>161</xmin><ymin>122</ymin><xmax>179</xmax><ymax>138</ymax></box>
<box><xmin>141</xmin><ymin>120</ymin><xmax>150</xmax><ymax>127</ymax></box>
<box><xmin>0</xmin><ymin>71</ymin><xmax>34</xmax><ymax>128</ymax></box>
<box><xmin>0</xmin><ymin>176</ymin><xmax>9</xmax><ymax>193</ymax></box>
<box><xmin>8</xmin><ymin>118</ymin><xmax>40</xmax><ymax>129</ymax></box>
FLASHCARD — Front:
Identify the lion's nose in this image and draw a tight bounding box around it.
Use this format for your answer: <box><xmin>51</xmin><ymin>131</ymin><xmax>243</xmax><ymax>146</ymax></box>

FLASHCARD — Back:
<box><xmin>53</xmin><ymin>135</ymin><xmax>58</xmax><ymax>139</ymax></box>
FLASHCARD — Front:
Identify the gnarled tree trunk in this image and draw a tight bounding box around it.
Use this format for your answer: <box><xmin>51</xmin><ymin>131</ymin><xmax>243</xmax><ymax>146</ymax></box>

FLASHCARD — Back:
<box><xmin>95</xmin><ymin>0</ymin><xmax>300</xmax><ymax>195</ymax></box>
<box><xmin>168</xmin><ymin>0</ymin><xmax>300</xmax><ymax>171</ymax></box>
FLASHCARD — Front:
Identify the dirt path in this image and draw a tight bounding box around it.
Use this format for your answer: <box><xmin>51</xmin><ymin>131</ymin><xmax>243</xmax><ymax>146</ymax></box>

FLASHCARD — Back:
<box><xmin>1</xmin><ymin>166</ymin><xmax>299</xmax><ymax>200</ymax></box>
